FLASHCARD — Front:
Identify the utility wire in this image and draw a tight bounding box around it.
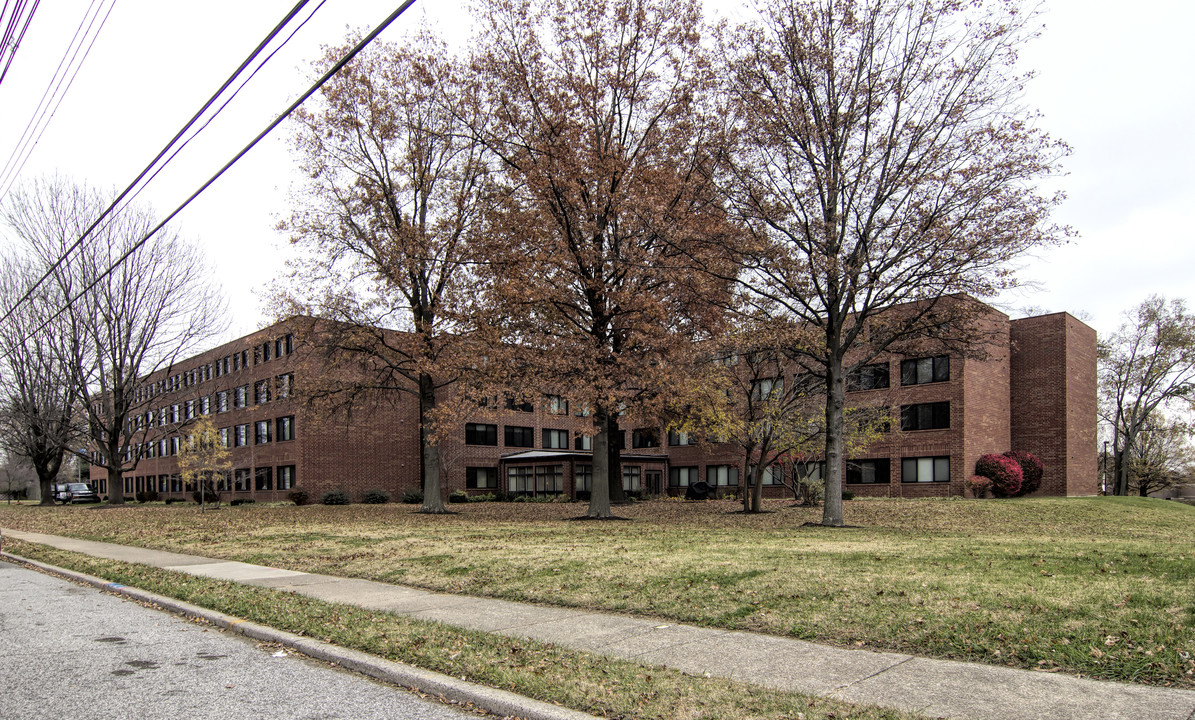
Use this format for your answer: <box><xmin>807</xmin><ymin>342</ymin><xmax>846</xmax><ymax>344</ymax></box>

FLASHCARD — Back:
<box><xmin>16</xmin><ymin>0</ymin><xmax>419</xmax><ymax>346</ymax></box>
<box><xmin>0</xmin><ymin>0</ymin><xmax>313</xmax><ymax>327</ymax></box>
<box><xmin>0</xmin><ymin>0</ymin><xmax>39</xmax><ymax>88</ymax></box>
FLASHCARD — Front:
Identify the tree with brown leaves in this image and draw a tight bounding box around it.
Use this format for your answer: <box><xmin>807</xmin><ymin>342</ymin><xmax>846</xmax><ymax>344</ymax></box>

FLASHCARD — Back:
<box><xmin>721</xmin><ymin>0</ymin><xmax>1069</xmax><ymax>526</ymax></box>
<box><xmin>467</xmin><ymin>0</ymin><xmax>736</xmax><ymax>518</ymax></box>
<box><xmin>280</xmin><ymin>33</ymin><xmax>490</xmax><ymax>514</ymax></box>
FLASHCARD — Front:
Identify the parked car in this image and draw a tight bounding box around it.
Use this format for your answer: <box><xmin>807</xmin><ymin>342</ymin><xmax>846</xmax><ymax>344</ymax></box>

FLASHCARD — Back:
<box><xmin>53</xmin><ymin>483</ymin><xmax>100</xmax><ymax>504</ymax></box>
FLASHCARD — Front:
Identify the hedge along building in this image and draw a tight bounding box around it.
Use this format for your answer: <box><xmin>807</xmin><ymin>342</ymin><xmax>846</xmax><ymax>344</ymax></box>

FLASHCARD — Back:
<box><xmin>88</xmin><ymin>302</ymin><xmax>1097</xmax><ymax>503</ymax></box>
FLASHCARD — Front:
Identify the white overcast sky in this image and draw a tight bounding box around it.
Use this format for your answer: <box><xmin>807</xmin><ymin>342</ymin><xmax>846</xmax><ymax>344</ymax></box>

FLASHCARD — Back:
<box><xmin>0</xmin><ymin>0</ymin><xmax>1191</xmax><ymax>343</ymax></box>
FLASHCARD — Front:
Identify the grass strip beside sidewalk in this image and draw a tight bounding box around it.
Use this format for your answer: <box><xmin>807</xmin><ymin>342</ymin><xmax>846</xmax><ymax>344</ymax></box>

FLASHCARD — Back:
<box><xmin>5</xmin><ymin>539</ymin><xmax>920</xmax><ymax>720</ymax></box>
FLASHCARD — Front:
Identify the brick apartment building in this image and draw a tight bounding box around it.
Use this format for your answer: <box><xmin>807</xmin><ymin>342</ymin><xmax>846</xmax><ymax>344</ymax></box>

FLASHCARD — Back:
<box><xmin>89</xmin><ymin>303</ymin><xmax>1097</xmax><ymax>502</ymax></box>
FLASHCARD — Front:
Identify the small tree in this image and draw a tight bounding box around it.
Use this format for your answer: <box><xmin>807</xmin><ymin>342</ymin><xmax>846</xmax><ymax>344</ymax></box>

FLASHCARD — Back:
<box><xmin>176</xmin><ymin>414</ymin><xmax>230</xmax><ymax>513</ymax></box>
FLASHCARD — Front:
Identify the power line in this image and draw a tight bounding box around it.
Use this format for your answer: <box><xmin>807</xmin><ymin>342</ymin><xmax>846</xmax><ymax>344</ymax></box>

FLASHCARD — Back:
<box><xmin>0</xmin><ymin>0</ymin><xmax>40</xmax><ymax>88</ymax></box>
<box><xmin>15</xmin><ymin>0</ymin><xmax>419</xmax><ymax>347</ymax></box>
<box><xmin>0</xmin><ymin>0</ymin><xmax>315</xmax><ymax>328</ymax></box>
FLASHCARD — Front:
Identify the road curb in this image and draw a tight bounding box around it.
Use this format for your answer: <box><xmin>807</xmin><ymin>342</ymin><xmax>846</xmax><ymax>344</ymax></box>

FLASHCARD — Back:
<box><xmin>1</xmin><ymin>550</ymin><xmax>603</xmax><ymax>720</ymax></box>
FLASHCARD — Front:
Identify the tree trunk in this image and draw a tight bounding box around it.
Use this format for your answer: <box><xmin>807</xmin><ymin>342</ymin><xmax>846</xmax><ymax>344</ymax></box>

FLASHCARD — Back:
<box><xmin>418</xmin><ymin>372</ymin><xmax>447</xmax><ymax>513</ymax></box>
<box><xmin>106</xmin><ymin>436</ymin><xmax>125</xmax><ymax>505</ymax></box>
<box><xmin>752</xmin><ymin>463</ymin><xmax>764</xmax><ymax>512</ymax></box>
<box><xmin>37</xmin><ymin>471</ymin><xmax>55</xmax><ymax>506</ymax></box>
<box><xmin>821</xmin><ymin>355</ymin><xmax>845</xmax><ymax>527</ymax></box>
<box><xmin>607</xmin><ymin>414</ymin><xmax>625</xmax><ymax>504</ymax></box>
<box><xmin>587</xmin><ymin>410</ymin><xmax>612</xmax><ymax>517</ymax></box>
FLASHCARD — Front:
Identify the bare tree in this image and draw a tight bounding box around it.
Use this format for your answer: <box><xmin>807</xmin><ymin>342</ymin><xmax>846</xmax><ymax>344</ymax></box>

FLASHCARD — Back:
<box><xmin>1124</xmin><ymin>413</ymin><xmax>1193</xmax><ymax>498</ymax></box>
<box><xmin>279</xmin><ymin>34</ymin><xmax>489</xmax><ymax>514</ymax></box>
<box><xmin>1100</xmin><ymin>296</ymin><xmax>1195</xmax><ymax>496</ymax></box>
<box><xmin>3</xmin><ymin>176</ymin><xmax>225</xmax><ymax>506</ymax></box>
<box><xmin>0</xmin><ymin>249</ymin><xmax>83</xmax><ymax>505</ymax></box>
<box><xmin>721</xmin><ymin>0</ymin><xmax>1069</xmax><ymax>525</ymax></box>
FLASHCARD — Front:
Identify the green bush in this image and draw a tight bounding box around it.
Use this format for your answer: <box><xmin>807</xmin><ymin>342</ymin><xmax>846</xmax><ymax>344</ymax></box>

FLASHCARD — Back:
<box><xmin>135</xmin><ymin>489</ymin><xmax>159</xmax><ymax>503</ymax></box>
<box><xmin>229</xmin><ymin>498</ymin><xmax>255</xmax><ymax>506</ymax></box>
<box><xmin>400</xmin><ymin>489</ymin><xmax>423</xmax><ymax>504</ymax></box>
<box><xmin>164</xmin><ymin>497</ymin><xmax>185</xmax><ymax>505</ymax></box>
<box><xmin>469</xmin><ymin>492</ymin><xmax>496</xmax><ymax>503</ymax></box>
<box><xmin>286</xmin><ymin>489</ymin><xmax>309</xmax><ymax>506</ymax></box>
<box><xmin>321</xmin><ymin>490</ymin><xmax>349</xmax><ymax>505</ymax></box>
<box><xmin>842</xmin><ymin>490</ymin><xmax>855</xmax><ymax>501</ymax></box>
<box><xmin>448</xmin><ymin>490</ymin><xmax>469</xmax><ymax>504</ymax></box>
<box><xmin>362</xmin><ymin>489</ymin><xmax>391</xmax><ymax>504</ymax></box>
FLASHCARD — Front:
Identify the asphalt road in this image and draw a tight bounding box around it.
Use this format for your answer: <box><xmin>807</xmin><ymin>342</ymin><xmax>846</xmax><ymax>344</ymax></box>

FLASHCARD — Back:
<box><xmin>0</xmin><ymin>559</ymin><xmax>481</xmax><ymax>720</ymax></box>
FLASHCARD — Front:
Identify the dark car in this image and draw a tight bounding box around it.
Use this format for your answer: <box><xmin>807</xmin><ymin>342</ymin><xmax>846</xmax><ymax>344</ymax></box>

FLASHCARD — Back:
<box><xmin>53</xmin><ymin>482</ymin><xmax>100</xmax><ymax>504</ymax></box>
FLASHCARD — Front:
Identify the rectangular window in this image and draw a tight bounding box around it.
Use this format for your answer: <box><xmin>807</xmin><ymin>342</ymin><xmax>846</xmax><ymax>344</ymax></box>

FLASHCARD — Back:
<box><xmin>262</xmin><ymin>341</ymin><xmax>271</xmax><ymax>362</ymax></box>
<box><xmin>234</xmin><ymin>424</ymin><xmax>249</xmax><ymax>447</ymax></box>
<box><xmin>631</xmin><ymin>429</ymin><xmax>659</xmax><ymax>449</ymax></box>
<box><xmin>199</xmin><ymin>396</ymin><xmax>211</xmax><ymax>415</ymax></box>
<box><xmin>170</xmin><ymin>474</ymin><xmax>183</xmax><ymax>493</ymax></box>
<box><xmin>254</xmin><ymin>467</ymin><xmax>273</xmax><ymax>491</ymax></box>
<box><xmin>900</xmin><ymin>356</ymin><xmax>950</xmax><ymax>386</ymax></box>
<box><xmin>667</xmin><ymin>429</ymin><xmax>695</xmax><ymax>446</ymax></box>
<box><xmin>669</xmin><ymin>466</ymin><xmax>698</xmax><ymax>487</ymax></box>
<box><xmin>574</xmin><ymin>432</ymin><xmax>592</xmax><ymax>451</ymax></box>
<box><xmin>234</xmin><ymin>468</ymin><xmax>251</xmax><ymax>492</ymax></box>
<box><xmin>254</xmin><ymin>380</ymin><xmax>271</xmax><ymax>404</ymax></box>
<box><xmin>847</xmin><ymin>459</ymin><xmax>892</xmax><ymax>484</ymax></box>
<box><xmin>255</xmin><ymin>420</ymin><xmax>271</xmax><ymax>444</ymax></box>
<box><xmin>217</xmin><ymin>391</ymin><xmax>229</xmax><ymax>413</ymax></box>
<box><xmin>707</xmin><ymin>465</ymin><xmax>739</xmax><ymax>486</ymax></box>
<box><xmin>465</xmin><ymin>423</ymin><xmax>497</xmax><ymax>446</ymax></box>
<box><xmin>751</xmin><ymin>377</ymin><xmax>784</xmax><ymax>401</ymax></box>
<box><xmin>276</xmin><ymin>373</ymin><xmax>293</xmax><ymax>399</ymax></box>
<box><xmin>465</xmin><ymin>467</ymin><xmax>498</xmax><ymax>489</ymax></box>
<box><xmin>795</xmin><ymin>461</ymin><xmax>824</xmax><ymax>484</ymax></box>
<box><xmin>545</xmin><ymin>395</ymin><xmax>569</xmax><ymax>415</ymax></box>
<box><xmin>507</xmin><ymin>466</ymin><xmax>533</xmax><ymax>494</ymax></box>
<box><xmin>276</xmin><ymin>416</ymin><xmax>294</xmax><ymax>442</ymax></box>
<box><xmin>576</xmin><ymin>464</ymin><xmax>592</xmax><ymax>492</ymax></box>
<box><xmin>902</xmin><ymin>456</ymin><xmax>951</xmax><ymax>483</ymax></box>
<box><xmin>218</xmin><ymin>427</ymin><xmax>230</xmax><ymax>449</ymax></box>
<box><xmin>846</xmin><ymin>363</ymin><xmax>891</xmax><ymax>391</ymax></box>
<box><xmin>535</xmin><ymin>465</ymin><xmax>563</xmax><ymax>494</ymax></box>
<box><xmin>184</xmin><ymin>400</ymin><xmax>195</xmax><ymax>420</ymax></box>
<box><xmin>542</xmin><ymin>428</ymin><xmax>569</xmax><ymax>449</ymax></box>
<box><xmin>277</xmin><ymin>465</ymin><xmax>296</xmax><ymax>490</ymax></box>
<box><xmin>240</xmin><ymin>350</ymin><xmax>249</xmax><ymax>369</ymax></box>
<box><xmin>504</xmin><ymin>395</ymin><xmax>534</xmax><ymax>413</ymax></box>
<box><xmin>169</xmin><ymin>436</ymin><xmax>180</xmax><ymax>455</ymax></box>
<box><xmin>284</xmin><ymin>334</ymin><xmax>293</xmax><ymax>355</ymax></box>
<box><xmin>900</xmin><ymin>402</ymin><xmax>950</xmax><ymax>431</ymax></box>
<box><xmin>748</xmin><ymin>464</ymin><xmax>783</xmax><ymax>485</ymax></box>
<box><xmin>232</xmin><ymin>353</ymin><xmax>240</xmax><ymax>372</ymax></box>
<box><xmin>622</xmin><ymin>465</ymin><xmax>642</xmax><ymax>492</ymax></box>
<box><xmin>504</xmin><ymin>425</ymin><xmax>534</xmax><ymax>447</ymax></box>
<box><xmin>234</xmin><ymin>385</ymin><xmax>248</xmax><ymax>409</ymax></box>
<box><xmin>216</xmin><ymin>470</ymin><xmax>231</xmax><ymax>492</ymax></box>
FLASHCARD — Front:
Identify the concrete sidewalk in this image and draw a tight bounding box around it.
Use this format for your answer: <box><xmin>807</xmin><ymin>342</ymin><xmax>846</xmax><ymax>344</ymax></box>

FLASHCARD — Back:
<box><xmin>5</xmin><ymin>528</ymin><xmax>1194</xmax><ymax>720</ymax></box>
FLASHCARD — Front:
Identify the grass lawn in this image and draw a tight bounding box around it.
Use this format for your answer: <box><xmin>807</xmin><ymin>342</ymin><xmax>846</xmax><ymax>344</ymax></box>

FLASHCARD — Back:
<box><xmin>1</xmin><ymin>495</ymin><xmax>1192</xmax><ymax>688</ymax></box>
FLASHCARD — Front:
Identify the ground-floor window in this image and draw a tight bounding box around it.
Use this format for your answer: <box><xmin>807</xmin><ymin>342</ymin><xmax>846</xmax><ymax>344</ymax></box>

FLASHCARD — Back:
<box><xmin>255</xmin><ymin>467</ymin><xmax>273</xmax><ymax>491</ymax></box>
<box><xmin>901</xmin><ymin>456</ymin><xmax>949</xmax><ymax>483</ymax></box>
<box><xmin>171</xmin><ymin>474</ymin><xmax>183</xmax><ymax>493</ymax></box>
<box><xmin>576</xmin><ymin>464</ymin><xmax>592</xmax><ymax>492</ymax></box>
<box><xmin>670</xmin><ymin>466</ymin><xmax>698</xmax><ymax>487</ymax></box>
<box><xmin>466</xmin><ymin>466</ymin><xmax>498</xmax><ymax>489</ymax></box>
<box><xmin>706</xmin><ymin>465</ymin><xmax>738</xmax><ymax>486</ymax></box>
<box><xmin>623</xmin><ymin>465</ymin><xmax>642</xmax><ymax>492</ymax></box>
<box><xmin>847</xmin><ymin>459</ymin><xmax>892</xmax><ymax>484</ymax></box>
<box><xmin>536</xmin><ymin>465</ymin><xmax>563</xmax><ymax>494</ymax></box>
<box><xmin>508</xmin><ymin>466</ymin><xmax>533</xmax><ymax>494</ymax></box>
<box><xmin>234</xmin><ymin>468</ymin><xmax>251</xmax><ymax>492</ymax></box>
<box><xmin>277</xmin><ymin>465</ymin><xmax>295</xmax><ymax>490</ymax></box>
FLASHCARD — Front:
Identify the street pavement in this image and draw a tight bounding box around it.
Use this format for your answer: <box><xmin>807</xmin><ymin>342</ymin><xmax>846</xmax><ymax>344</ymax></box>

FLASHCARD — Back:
<box><xmin>0</xmin><ymin>558</ymin><xmax>480</xmax><ymax>720</ymax></box>
<box><xmin>5</xmin><ymin>528</ymin><xmax>1195</xmax><ymax>720</ymax></box>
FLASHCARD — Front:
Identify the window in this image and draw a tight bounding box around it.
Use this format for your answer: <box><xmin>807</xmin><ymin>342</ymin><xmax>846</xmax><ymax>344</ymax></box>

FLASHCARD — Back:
<box><xmin>536</xmin><ymin>465</ymin><xmax>563</xmax><ymax>494</ymax></box>
<box><xmin>215</xmin><ymin>360</ymin><xmax>222</xmax><ymax>378</ymax></box>
<box><xmin>466</xmin><ymin>467</ymin><xmax>498</xmax><ymax>489</ymax></box>
<box><xmin>234</xmin><ymin>468</ymin><xmax>251</xmax><ymax>491</ymax></box>
<box><xmin>576</xmin><ymin>464</ymin><xmax>592</xmax><ymax>492</ymax></box>
<box><xmin>847</xmin><ymin>459</ymin><xmax>891</xmax><ymax>484</ymax></box>
<box><xmin>254</xmin><ymin>380</ymin><xmax>271</xmax><ymax>404</ymax></box>
<box><xmin>900</xmin><ymin>356</ymin><xmax>950</xmax><ymax>385</ymax></box>
<box><xmin>669</xmin><ymin>466</ymin><xmax>699</xmax><ymax>487</ymax></box>
<box><xmin>707</xmin><ymin>465</ymin><xmax>738</xmax><ymax>486</ymax></box>
<box><xmin>751</xmin><ymin>377</ymin><xmax>784</xmax><ymax>402</ymax></box>
<box><xmin>171</xmin><ymin>474</ymin><xmax>183</xmax><ymax>493</ymax></box>
<box><xmin>169</xmin><ymin>436</ymin><xmax>180</xmax><ymax>455</ymax></box>
<box><xmin>504</xmin><ymin>395</ymin><xmax>534</xmax><ymax>413</ymax></box>
<box><xmin>275</xmin><ymin>337</ymin><xmax>285</xmax><ymax>358</ymax></box>
<box><xmin>622</xmin><ymin>465</ymin><xmax>642</xmax><ymax>492</ymax></box>
<box><xmin>507</xmin><ymin>466</ymin><xmax>533</xmax><ymax>494</ymax></box>
<box><xmin>847</xmin><ymin>363</ymin><xmax>890</xmax><ymax>391</ymax></box>
<box><xmin>900</xmin><ymin>402</ymin><xmax>950</xmax><ymax>431</ymax></box>
<box><xmin>748</xmin><ymin>464</ymin><xmax>783</xmax><ymax>485</ymax></box>
<box><xmin>574</xmin><ymin>432</ymin><xmax>592</xmax><ymax>451</ymax></box>
<box><xmin>277</xmin><ymin>465</ymin><xmax>296</xmax><ymax>490</ymax></box>
<box><xmin>234</xmin><ymin>385</ymin><xmax>248</xmax><ymax>408</ymax></box>
<box><xmin>216</xmin><ymin>471</ymin><xmax>231</xmax><ymax>492</ymax></box>
<box><xmin>545</xmin><ymin>395</ymin><xmax>569</xmax><ymax>414</ymax></box>
<box><xmin>276</xmin><ymin>373</ymin><xmax>293</xmax><ymax>399</ymax></box>
<box><xmin>240</xmin><ymin>349</ymin><xmax>249</xmax><ymax>369</ymax></box>
<box><xmin>170</xmin><ymin>404</ymin><xmax>180</xmax><ymax>423</ymax></box>
<box><xmin>232</xmin><ymin>353</ymin><xmax>240</xmax><ymax>372</ymax></box>
<box><xmin>902</xmin><ymin>456</ymin><xmax>950</xmax><ymax>483</ymax></box>
<box><xmin>668</xmin><ymin>429</ymin><xmax>695</xmax><ymax>446</ymax></box>
<box><xmin>255</xmin><ymin>420</ymin><xmax>271</xmax><ymax>444</ymax></box>
<box><xmin>796</xmin><ymin>461</ymin><xmax>825</xmax><ymax>484</ymax></box>
<box><xmin>185</xmin><ymin>400</ymin><xmax>195</xmax><ymax>420</ymax></box>
<box><xmin>218</xmin><ymin>427</ymin><xmax>231</xmax><ymax>448</ymax></box>
<box><xmin>234</xmin><ymin>424</ymin><xmax>249</xmax><ymax>447</ymax></box>
<box><xmin>255</xmin><ymin>467</ymin><xmax>273</xmax><ymax>491</ymax></box>
<box><xmin>632</xmin><ymin>428</ymin><xmax>659</xmax><ymax>449</ymax></box>
<box><xmin>276</xmin><ymin>416</ymin><xmax>294</xmax><ymax>442</ymax></box>
<box><xmin>465</xmin><ymin>423</ymin><xmax>497</xmax><ymax>446</ymax></box>
<box><xmin>199</xmin><ymin>396</ymin><xmax>211</xmax><ymax>415</ymax></box>
<box><xmin>262</xmin><ymin>341</ymin><xmax>271</xmax><ymax>362</ymax></box>
<box><xmin>505</xmin><ymin>425</ymin><xmax>534</xmax><ymax>447</ymax></box>
<box><xmin>216</xmin><ymin>391</ymin><xmax>229</xmax><ymax>413</ymax></box>
<box><xmin>542</xmin><ymin>428</ymin><xmax>569</xmax><ymax>449</ymax></box>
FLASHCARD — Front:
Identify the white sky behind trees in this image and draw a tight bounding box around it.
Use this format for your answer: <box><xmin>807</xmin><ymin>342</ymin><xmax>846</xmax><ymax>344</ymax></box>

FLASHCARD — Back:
<box><xmin>0</xmin><ymin>0</ymin><xmax>1190</xmax><ymax>342</ymax></box>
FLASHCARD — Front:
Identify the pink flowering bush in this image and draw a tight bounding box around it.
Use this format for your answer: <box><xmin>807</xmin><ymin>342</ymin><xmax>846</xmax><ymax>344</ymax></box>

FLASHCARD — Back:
<box><xmin>1003</xmin><ymin>451</ymin><xmax>1044</xmax><ymax>496</ymax></box>
<box><xmin>975</xmin><ymin>454</ymin><xmax>1023</xmax><ymax>498</ymax></box>
<box><xmin>965</xmin><ymin>474</ymin><xmax>993</xmax><ymax>498</ymax></box>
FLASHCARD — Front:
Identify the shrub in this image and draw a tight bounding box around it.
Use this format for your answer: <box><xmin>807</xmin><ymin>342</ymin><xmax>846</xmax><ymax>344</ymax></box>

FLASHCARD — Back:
<box><xmin>965</xmin><ymin>474</ymin><xmax>993</xmax><ymax>498</ymax></box>
<box><xmin>135</xmin><ymin>489</ymin><xmax>159</xmax><ymax>503</ymax></box>
<box><xmin>1003</xmin><ymin>451</ymin><xmax>1044</xmax><ymax>496</ymax></box>
<box><xmin>362</xmin><ymin>489</ymin><xmax>391</xmax><ymax>504</ymax></box>
<box><xmin>321</xmin><ymin>490</ymin><xmax>350</xmax><ymax>505</ymax></box>
<box><xmin>975</xmin><ymin>454</ymin><xmax>1023</xmax><ymax>497</ymax></box>
<box><xmin>286</xmin><ymin>489</ymin><xmax>309</xmax><ymax>506</ymax></box>
<box><xmin>164</xmin><ymin>497</ymin><xmax>185</xmax><ymax>505</ymax></box>
<box><xmin>469</xmin><ymin>493</ymin><xmax>496</xmax><ymax>503</ymax></box>
<box><xmin>400</xmin><ymin>489</ymin><xmax>423</xmax><ymax>504</ymax></box>
<box><xmin>229</xmin><ymin>498</ymin><xmax>255</xmax><ymax>506</ymax></box>
<box><xmin>448</xmin><ymin>490</ymin><xmax>469</xmax><ymax>504</ymax></box>
<box><xmin>841</xmin><ymin>490</ymin><xmax>855</xmax><ymax>501</ymax></box>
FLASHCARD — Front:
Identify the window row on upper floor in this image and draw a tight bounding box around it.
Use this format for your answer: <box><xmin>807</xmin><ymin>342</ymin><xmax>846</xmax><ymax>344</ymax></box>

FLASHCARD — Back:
<box><xmin>134</xmin><ymin>334</ymin><xmax>295</xmax><ymax>404</ymax></box>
